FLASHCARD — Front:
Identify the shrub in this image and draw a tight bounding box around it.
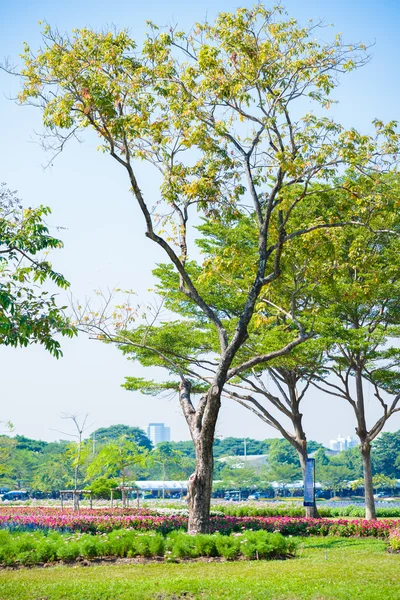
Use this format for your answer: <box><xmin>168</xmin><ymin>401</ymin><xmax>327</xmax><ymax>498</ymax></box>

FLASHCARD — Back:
<box><xmin>148</xmin><ymin>533</ymin><xmax>166</xmax><ymax>557</ymax></box>
<box><xmin>166</xmin><ymin>532</ymin><xmax>197</xmax><ymax>559</ymax></box>
<box><xmin>107</xmin><ymin>530</ymin><xmax>136</xmax><ymax>557</ymax></box>
<box><xmin>239</xmin><ymin>531</ymin><xmax>294</xmax><ymax>560</ymax></box>
<box><xmin>215</xmin><ymin>535</ymin><xmax>240</xmax><ymax>560</ymax></box>
<box><xmin>194</xmin><ymin>534</ymin><xmax>219</xmax><ymax>557</ymax></box>
<box><xmin>56</xmin><ymin>542</ymin><xmax>80</xmax><ymax>562</ymax></box>
<box><xmin>79</xmin><ymin>534</ymin><xmax>102</xmax><ymax>559</ymax></box>
<box><xmin>33</xmin><ymin>538</ymin><xmax>59</xmax><ymax>563</ymax></box>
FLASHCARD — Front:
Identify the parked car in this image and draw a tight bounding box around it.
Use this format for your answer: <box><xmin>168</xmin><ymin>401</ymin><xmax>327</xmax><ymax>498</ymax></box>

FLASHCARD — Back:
<box><xmin>224</xmin><ymin>490</ymin><xmax>242</xmax><ymax>501</ymax></box>
<box><xmin>1</xmin><ymin>490</ymin><xmax>29</xmax><ymax>501</ymax></box>
<box><xmin>247</xmin><ymin>492</ymin><xmax>261</xmax><ymax>501</ymax></box>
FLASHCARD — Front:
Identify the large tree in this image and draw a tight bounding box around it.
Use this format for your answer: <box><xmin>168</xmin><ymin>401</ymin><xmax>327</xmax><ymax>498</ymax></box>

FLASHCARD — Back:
<box><xmin>310</xmin><ymin>176</ymin><xmax>400</xmax><ymax>518</ymax></box>
<box><xmin>0</xmin><ymin>183</ymin><xmax>75</xmax><ymax>356</ymax></box>
<box><xmin>14</xmin><ymin>6</ymin><xmax>399</xmax><ymax>532</ymax></box>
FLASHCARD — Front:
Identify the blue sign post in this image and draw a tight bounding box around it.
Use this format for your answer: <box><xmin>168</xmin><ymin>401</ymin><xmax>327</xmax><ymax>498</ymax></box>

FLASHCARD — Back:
<box><xmin>303</xmin><ymin>458</ymin><xmax>315</xmax><ymax>507</ymax></box>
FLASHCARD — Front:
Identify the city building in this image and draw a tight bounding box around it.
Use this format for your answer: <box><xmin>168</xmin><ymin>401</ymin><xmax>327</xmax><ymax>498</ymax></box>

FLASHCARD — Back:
<box><xmin>329</xmin><ymin>434</ymin><xmax>358</xmax><ymax>452</ymax></box>
<box><xmin>147</xmin><ymin>423</ymin><xmax>171</xmax><ymax>446</ymax></box>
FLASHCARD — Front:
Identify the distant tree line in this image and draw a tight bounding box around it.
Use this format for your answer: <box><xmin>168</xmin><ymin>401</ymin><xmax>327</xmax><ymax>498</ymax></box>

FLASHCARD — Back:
<box><xmin>1</xmin><ymin>425</ymin><xmax>400</xmax><ymax>497</ymax></box>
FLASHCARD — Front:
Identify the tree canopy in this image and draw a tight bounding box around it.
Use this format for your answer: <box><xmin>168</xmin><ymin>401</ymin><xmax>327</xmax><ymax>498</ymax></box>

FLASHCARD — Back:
<box><xmin>0</xmin><ymin>183</ymin><xmax>75</xmax><ymax>357</ymax></box>
<box><xmin>93</xmin><ymin>425</ymin><xmax>152</xmax><ymax>450</ymax></box>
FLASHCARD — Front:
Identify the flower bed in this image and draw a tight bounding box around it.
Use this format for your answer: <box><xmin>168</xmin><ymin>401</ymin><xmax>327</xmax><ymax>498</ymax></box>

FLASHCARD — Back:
<box><xmin>0</xmin><ymin>507</ymin><xmax>399</xmax><ymax>538</ymax></box>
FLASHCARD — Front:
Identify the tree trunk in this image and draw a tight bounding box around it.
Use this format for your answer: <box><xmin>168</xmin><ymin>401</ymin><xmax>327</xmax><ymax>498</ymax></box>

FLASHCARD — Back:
<box><xmin>297</xmin><ymin>446</ymin><xmax>319</xmax><ymax>518</ymax></box>
<box><xmin>187</xmin><ymin>436</ymin><xmax>214</xmax><ymax>534</ymax></box>
<box><xmin>354</xmin><ymin>369</ymin><xmax>376</xmax><ymax>520</ymax></box>
<box><xmin>361</xmin><ymin>442</ymin><xmax>376</xmax><ymax>520</ymax></box>
<box><xmin>180</xmin><ymin>380</ymin><xmax>221</xmax><ymax>534</ymax></box>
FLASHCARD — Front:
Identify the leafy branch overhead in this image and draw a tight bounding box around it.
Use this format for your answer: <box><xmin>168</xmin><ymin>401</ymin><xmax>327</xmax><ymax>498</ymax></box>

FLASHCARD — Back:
<box><xmin>0</xmin><ymin>184</ymin><xmax>76</xmax><ymax>357</ymax></box>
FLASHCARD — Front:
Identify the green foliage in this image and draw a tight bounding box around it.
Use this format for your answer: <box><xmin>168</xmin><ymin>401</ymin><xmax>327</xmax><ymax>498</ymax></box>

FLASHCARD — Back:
<box><xmin>86</xmin><ymin>436</ymin><xmax>149</xmax><ymax>486</ymax></box>
<box><xmin>373</xmin><ymin>431</ymin><xmax>400</xmax><ymax>478</ymax></box>
<box><xmin>0</xmin><ymin>529</ymin><xmax>293</xmax><ymax>566</ymax></box>
<box><xmin>0</xmin><ymin>184</ymin><xmax>75</xmax><ymax>357</ymax></box>
<box><xmin>89</xmin><ymin>477</ymin><xmax>119</xmax><ymax>499</ymax></box>
<box><xmin>93</xmin><ymin>425</ymin><xmax>152</xmax><ymax>451</ymax></box>
<box><xmin>16</xmin><ymin>8</ymin><xmax>399</xmax><ymax>382</ymax></box>
<box><xmin>239</xmin><ymin>530</ymin><xmax>295</xmax><ymax>560</ymax></box>
<box><xmin>214</xmin><ymin>535</ymin><xmax>240</xmax><ymax>560</ymax></box>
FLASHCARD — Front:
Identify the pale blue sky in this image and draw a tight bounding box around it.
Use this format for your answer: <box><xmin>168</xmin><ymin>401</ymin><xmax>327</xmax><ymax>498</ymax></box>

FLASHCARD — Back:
<box><xmin>0</xmin><ymin>0</ymin><xmax>399</xmax><ymax>443</ymax></box>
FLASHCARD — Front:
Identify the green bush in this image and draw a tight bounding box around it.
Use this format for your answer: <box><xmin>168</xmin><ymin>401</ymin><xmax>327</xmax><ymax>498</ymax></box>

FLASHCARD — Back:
<box><xmin>194</xmin><ymin>534</ymin><xmax>219</xmax><ymax>557</ymax></box>
<box><xmin>148</xmin><ymin>533</ymin><xmax>166</xmax><ymax>557</ymax></box>
<box><xmin>213</xmin><ymin>504</ymin><xmax>305</xmax><ymax>518</ymax></box>
<box><xmin>0</xmin><ymin>528</ymin><xmax>296</xmax><ymax>566</ymax></box>
<box><xmin>32</xmin><ymin>538</ymin><xmax>59</xmax><ymax>563</ymax></box>
<box><xmin>107</xmin><ymin>530</ymin><xmax>136</xmax><ymax>557</ymax></box>
<box><xmin>215</xmin><ymin>535</ymin><xmax>240</xmax><ymax>560</ymax></box>
<box><xmin>56</xmin><ymin>542</ymin><xmax>80</xmax><ymax>562</ymax></box>
<box><xmin>239</xmin><ymin>531</ymin><xmax>293</xmax><ymax>560</ymax></box>
<box><xmin>79</xmin><ymin>534</ymin><xmax>102</xmax><ymax>559</ymax></box>
<box><xmin>212</xmin><ymin>503</ymin><xmax>400</xmax><ymax>519</ymax></box>
<box><xmin>166</xmin><ymin>531</ymin><xmax>197</xmax><ymax>559</ymax></box>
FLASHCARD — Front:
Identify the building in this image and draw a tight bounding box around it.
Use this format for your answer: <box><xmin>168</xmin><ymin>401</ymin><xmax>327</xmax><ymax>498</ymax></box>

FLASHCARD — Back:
<box><xmin>147</xmin><ymin>423</ymin><xmax>171</xmax><ymax>446</ymax></box>
<box><xmin>329</xmin><ymin>434</ymin><xmax>358</xmax><ymax>452</ymax></box>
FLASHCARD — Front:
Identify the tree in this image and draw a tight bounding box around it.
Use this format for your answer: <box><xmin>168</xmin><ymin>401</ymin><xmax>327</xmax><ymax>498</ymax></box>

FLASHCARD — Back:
<box><xmin>373</xmin><ymin>431</ymin><xmax>400</xmax><ymax>478</ymax></box>
<box><xmin>267</xmin><ymin>462</ymin><xmax>301</xmax><ymax>495</ymax></box>
<box><xmin>86</xmin><ymin>436</ymin><xmax>149</xmax><ymax>506</ymax></box>
<box><xmin>0</xmin><ymin>183</ymin><xmax>75</xmax><ymax>356</ymax></box>
<box><xmin>318</xmin><ymin>463</ymin><xmax>352</xmax><ymax>497</ymax></box>
<box><xmin>213</xmin><ymin>437</ymin><xmax>270</xmax><ymax>458</ymax></box>
<box><xmin>15</xmin><ymin>6</ymin><xmax>399</xmax><ymax>532</ymax></box>
<box><xmin>150</xmin><ymin>442</ymin><xmax>184</xmax><ymax>497</ymax></box>
<box><xmin>221</xmin><ymin>175</ymin><xmax>400</xmax><ymax>519</ymax></box>
<box><xmin>0</xmin><ymin>435</ymin><xmax>15</xmax><ymax>480</ymax></box>
<box><xmin>221</xmin><ymin>464</ymin><xmax>263</xmax><ymax>490</ymax></box>
<box><xmin>90</xmin><ymin>477</ymin><xmax>119</xmax><ymax>500</ymax></box>
<box><xmin>372</xmin><ymin>474</ymin><xmax>397</xmax><ymax>494</ymax></box>
<box><xmin>14</xmin><ymin>435</ymin><xmax>48</xmax><ymax>453</ymax></box>
<box><xmin>309</xmin><ymin>179</ymin><xmax>400</xmax><ymax>518</ymax></box>
<box><xmin>58</xmin><ymin>414</ymin><xmax>92</xmax><ymax>509</ymax></box>
<box><xmin>32</xmin><ymin>453</ymin><xmax>72</xmax><ymax>493</ymax></box>
<box><xmin>7</xmin><ymin>448</ymin><xmax>39</xmax><ymax>489</ymax></box>
<box><xmin>92</xmin><ymin>424</ymin><xmax>152</xmax><ymax>450</ymax></box>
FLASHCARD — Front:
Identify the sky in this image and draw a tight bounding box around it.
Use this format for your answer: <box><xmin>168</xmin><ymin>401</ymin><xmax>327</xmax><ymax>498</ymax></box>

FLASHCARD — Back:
<box><xmin>0</xmin><ymin>0</ymin><xmax>399</xmax><ymax>444</ymax></box>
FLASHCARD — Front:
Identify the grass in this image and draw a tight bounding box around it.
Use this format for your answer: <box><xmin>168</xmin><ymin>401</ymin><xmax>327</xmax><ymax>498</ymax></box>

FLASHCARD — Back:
<box><xmin>0</xmin><ymin>537</ymin><xmax>399</xmax><ymax>599</ymax></box>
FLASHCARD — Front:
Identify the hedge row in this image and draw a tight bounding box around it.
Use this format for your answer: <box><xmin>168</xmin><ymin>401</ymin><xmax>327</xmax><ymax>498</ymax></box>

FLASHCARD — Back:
<box><xmin>0</xmin><ymin>529</ymin><xmax>294</xmax><ymax>566</ymax></box>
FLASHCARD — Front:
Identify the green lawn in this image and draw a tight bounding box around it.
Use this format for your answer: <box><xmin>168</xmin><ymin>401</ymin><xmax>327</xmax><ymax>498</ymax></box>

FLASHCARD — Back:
<box><xmin>0</xmin><ymin>537</ymin><xmax>399</xmax><ymax>600</ymax></box>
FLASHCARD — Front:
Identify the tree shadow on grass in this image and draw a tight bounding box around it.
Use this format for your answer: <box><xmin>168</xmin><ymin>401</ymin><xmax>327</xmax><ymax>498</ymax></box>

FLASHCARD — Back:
<box><xmin>301</xmin><ymin>537</ymin><xmax>371</xmax><ymax>551</ymax></box>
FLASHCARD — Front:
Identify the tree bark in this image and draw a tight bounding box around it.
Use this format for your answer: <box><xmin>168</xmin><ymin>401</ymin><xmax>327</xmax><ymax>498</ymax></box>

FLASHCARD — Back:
<box><xmin>180</xmin><ymin>380</ymin><xmax>221</xmax><ymax>534</ymax></box>
<box><xmin>354</xmin><ymin>368</ymin><xmax>376</xmax><ymax>520</ymax></box>
<box><xmin>187</xmin><ymin>435</ymin><xmax>214</xmax><ymax>534</ymax></box>
<box><xmin>361</xmin><ymin>442</ymin><xmax>376</xmax><ymax>520</ymax></box>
